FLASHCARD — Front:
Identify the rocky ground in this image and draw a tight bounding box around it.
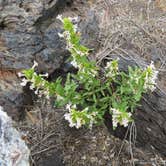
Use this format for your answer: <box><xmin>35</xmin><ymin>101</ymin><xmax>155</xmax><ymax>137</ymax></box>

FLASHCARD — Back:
<box><xmin>0</xmin><ymin>0</ymin><xmax>166</xmax><ymax>165</ymax></box>
<box><xmin>17</xmin><ymin>102</ymin><xmax>165</xmax><ymax>166</ymax></box>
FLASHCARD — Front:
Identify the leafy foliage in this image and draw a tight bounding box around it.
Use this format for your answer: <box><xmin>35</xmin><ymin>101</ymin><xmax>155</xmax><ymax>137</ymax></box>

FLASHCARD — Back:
<box><xmin>19</xmin><ymin>17</ymin><xmax>158</xmax><ymax>130</ymax></box>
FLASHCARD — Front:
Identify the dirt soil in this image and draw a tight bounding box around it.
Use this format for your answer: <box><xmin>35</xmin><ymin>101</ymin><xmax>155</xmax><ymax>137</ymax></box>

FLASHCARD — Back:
<box><xmin>17</xmin><ymin>100</ymin><xmax>166</xmax><ymax>166</ymax></box>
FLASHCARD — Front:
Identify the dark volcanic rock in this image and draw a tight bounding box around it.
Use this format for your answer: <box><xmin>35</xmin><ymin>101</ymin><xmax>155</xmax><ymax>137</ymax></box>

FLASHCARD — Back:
<box><xmin>0</xmin><ymin>71</ymin><xmax>33</xmax><ymax>120</ymax></box>
<box><xmin>0</xmin><ymin>0</ymin><xmax>70</xmax><ymax>119</ymax></box>
<box><xmin>135</xmin><ymin>90</ymin><xmax>166</xmax><ymax>156</ymax></box>
<box><xmin>0</xmin><ymin>0</ymin><xmax>73</xmax><ymax>72</ymax></box>
<box><xmin>79</xmin><ymin>10</ymin><xmax>100</xmax><ymax>50</ymax></box>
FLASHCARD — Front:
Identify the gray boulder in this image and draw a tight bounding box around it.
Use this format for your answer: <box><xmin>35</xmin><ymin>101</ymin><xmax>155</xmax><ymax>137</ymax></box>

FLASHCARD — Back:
<box><xmin>0</xmin><ymin>106</ymin><xmax>30</xmax><ymax>166</ymax></box>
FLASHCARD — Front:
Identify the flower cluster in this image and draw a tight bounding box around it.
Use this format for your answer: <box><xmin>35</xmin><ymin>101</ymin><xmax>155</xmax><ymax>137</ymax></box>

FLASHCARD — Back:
<box><xmin>143</xmin><ymin>62</ymin><xmax>158</xmax><ymax>91</ymax></box>
<box><xmin>18</xmin><ymin>61</ymin><xmax>49</xmax><ymax>99</ymax></box>
<box><xmin>111</xmin><ymin>108</ymin><xmax>132</xmax><ymax>129</ymax></box>
<box><xmin>57</xmin><ymin>15</ymin><xmax>78</xmax><ymax>50</ymax></box>
<box><xmin>64</xmin><ymin>104</ymin><xmax>96</xmax><ymax>129</ymax></box>
<box><xmin>105</xmin><ymin>59</ymin><xmax>119</xmax><ymax>79</ymax></box>
<box><xmin>57</xmin><ymin>15</ymin><xmax>78</xmax><ymax>25</ymax></box>
<box><xmin>57</xmin><ymin>15</ymin><xmax>98</xmax><ymax>77</ymax></box>
<box><xmin>58</xmin><ymin>20</ymin><xmax>79</xmax><ymax>68</ymax></box>
<box><xmin>18</xmin><ymin>61</ymin><xmax>38</xmax><ymax>86</ymax></box>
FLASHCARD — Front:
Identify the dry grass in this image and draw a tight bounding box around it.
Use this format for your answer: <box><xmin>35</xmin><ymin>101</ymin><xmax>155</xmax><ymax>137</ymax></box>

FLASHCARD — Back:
<box><xmin>17</xmin><ymin>99</ymin><xmax>65</xmax><ymax>165</ymax></box>
<box><xmin>16</xmin><ymin>98</ymin><xmax>165</xmax><ymax>166</ymax></box>
<box><xmin>92</xmin><ymin>0</ymin><xmax>166</xmax><ymax>93</ymax></box>
<box><xmin>94</xmin><ymin>1</ymin><xmax>166</xmax><ymax>59</ymax></box>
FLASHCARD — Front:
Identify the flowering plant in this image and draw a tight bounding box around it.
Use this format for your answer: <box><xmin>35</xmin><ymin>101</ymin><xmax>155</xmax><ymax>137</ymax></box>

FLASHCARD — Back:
<box><xmin>18</xmin><ymin>16</ymin><xmax>158</xmax><ymax>130</ymax></box>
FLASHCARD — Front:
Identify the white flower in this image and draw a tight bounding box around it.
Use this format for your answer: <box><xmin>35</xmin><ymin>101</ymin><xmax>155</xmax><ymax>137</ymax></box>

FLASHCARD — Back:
<box><xmin>73</xmin><ymin>48</ymin><xmax>84</xmax><ymax>56</ymax></box>
<box><xmin>75</xmin><ymin>118</ymin><xmax>82</xmax><ymax>129</ymax></box>
<box><xmin>89</xmin><ymin>69</ymin><xmax>98</xmax><ymax>77</ymax></box>
<box><xmin>29</xmin><ymin>84</ymin><xmax>35</xmax><ymax>90</ymax></box>
<box><xmin>66</xmin><ymin>104</ymin><xmax>76</xmax><ymax>110</ymax></box>
<box><xmin>87</xmin><ymin>111</ymin><xmax>96</xmax><ymax>129</ymax></box>
<box><xmin>83</xmin><ymin>107</ymin><xmax>89</xmax><ymax>112</ymax></box>
<box><xmin>71</xmin><ymin>60</ymin><xmax>78</xmax><ymax>68</ymax></box>
<box><xmin>20</xmin><ymin>78</ymin><xmax>28</xmax><ymax>86</ymax></box>
<box><xmin>66</xmin><ymin>41</ymin><xmax>74</xmax><ymax>50</ymax></box>
<box><xmin>105</xmin><ymin>62</ymin><xmax>111</xmax><ymax>70</ymax></box>
<box><xmin>121</xmin><ymin>117</ymin><xmax>129</xmax><ymax>127</ymax></box>
<box><xmin>144</xmin><ymin>61</ymin><xmax>158</xmax><ymax>91</ymax></box>
<box><xmin>66</xmin><ymin>103</ymin><xmax>71</xmax><ymax>110</ymax></box>
<box><xmin>46</xmin><ymin>94</ymin><xmax>50</xmax><ymax>99</ymax></box>
<box><xmin>121</xmin><ymin>113</ymin><xmax>131</xmax><ymax>127</ymax></box>
<box><xmin>72</xmin><ymin>104</ymin><xmax>76</xmax><ymax>109</ymax></box>
<box><xmin>105</xmin><ymin>58</ymin><xmax>119</xmax><ymax>70</ymax></box>
<box><xmin>112</xmin><ymin>120</ymin><xmax>118</xmax><ymax>128</ymax></box>
<box><xmin>105</xmin><ymin>59</ymin><xmax>119</xmax><ymax>78</ymax></box>
<box><xmin>64</xmin><ymin>113</ymin><xmax>75</xmax><ymax>127</ymax></box>
<box><xmin>58</xmin><ymin>33</ymin><xmax>64</xmax><ymax>38</ymax></box>
<box><xmin>111</xmin><ymin>108</ymin><xmax>120</xmax><ymax>116</ymax></box>
<box><xmin>64</xmin><ymin>106</ymin><xmax>87</xmax><ymax>129</ymax></box>
<box><xmin>111</xmin><ymin>108</ymin><xmax>131</xmax><ymax>128</ymax></box>
<box><xmin>64</xmin><ymin>106</ymin><xmax>97</xmax><ymax>129</ymax></box>
<box><xmin>43</xmin><ymin>89</ymin><xmax>50</xmax><ymax>99</ymax></box>
<box><xmin>73</xmin><ymin>24</ymin><xmax>78</xmax><ymax>32</ymax></box>
<box><xmin>64</xmin><ymin>31</ymin><xmax>71</xmax><ymax>40</ymax></box>
<box><xmin>32</xmin><ymin>60</ymin><xmax>38</xmax><ymax>69</ymax></box>
<box><xmin>57</xmin><ymin>14</ymin><xmax>63</xmax><ymax>22</ymax></box>
<box><xmin>38</xmin><ymin>91</ymin><xmax>42</xmax><ymax>98</ymax></box>
<box><xmin>34</xmin><ymin>88</ymin><xmax>39</xmax><ymax>95</ymax></box>
<box><xmin>40</xmin><ymin>73</ymin><xmax>49</xmax><ymax>78</ymax></box>
<box><xmin>112</xmin><ymin>115</ymin><xmax>119</xmax><ymax>129</ymax></box>
<box><xmin>17</xmin><ymin>72</ymin><xmax>24</xmax><ymax>77</ymax></box>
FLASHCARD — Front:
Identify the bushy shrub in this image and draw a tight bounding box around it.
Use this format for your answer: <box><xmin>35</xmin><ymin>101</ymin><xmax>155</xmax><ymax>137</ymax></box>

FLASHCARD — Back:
<box><xmin>18</xmin><ymin>16</ymin><xmax>158</xmax><ymax>130</ymax></box>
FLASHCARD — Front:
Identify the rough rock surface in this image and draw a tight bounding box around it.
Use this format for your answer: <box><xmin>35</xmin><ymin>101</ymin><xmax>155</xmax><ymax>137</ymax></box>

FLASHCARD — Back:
<box><xmin>0</xmin><ymin>70</ymin><xmax>34</xmax><ymax>120</ymax></box>
<box><xmin>0</xmin><ymin>106</ymin><xmax>30</xmax><ymax>166</ymax></box>
<box><xmin>0</xmin><ymin>0</ymin><xmax>69</xmax><ymax>73</ymax></box>
<box><xmin>0</xmin><ymin>0</ymin><xmax>70</xmax><ymax>119</ymax></box>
